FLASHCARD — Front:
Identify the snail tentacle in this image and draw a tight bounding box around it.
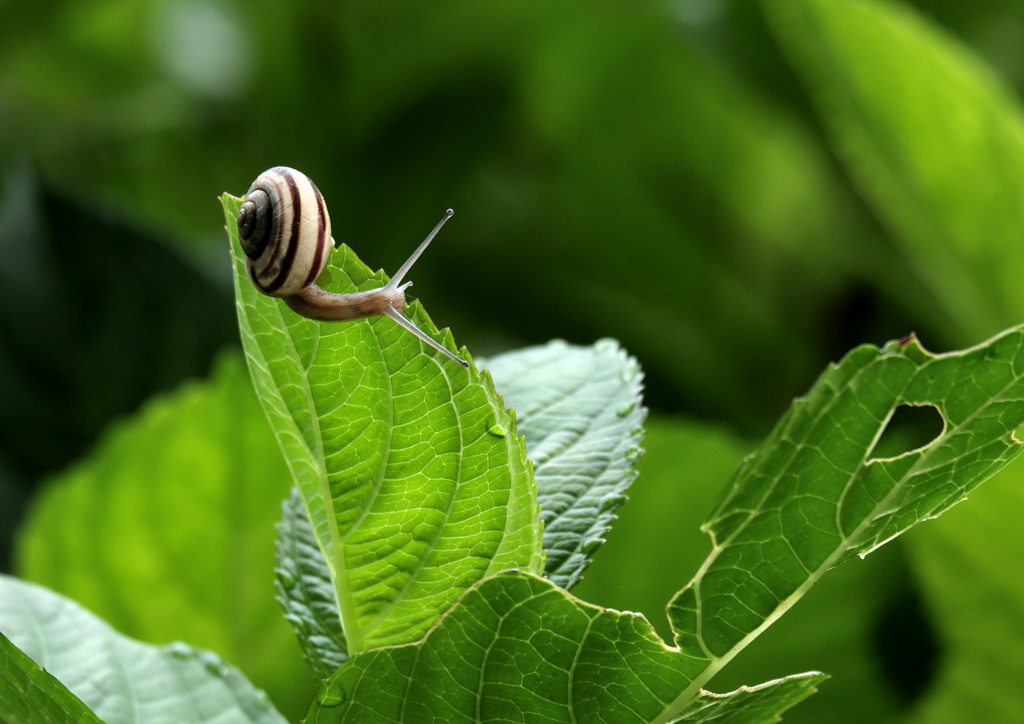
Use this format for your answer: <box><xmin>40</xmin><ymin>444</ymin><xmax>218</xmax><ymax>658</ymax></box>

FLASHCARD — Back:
<box><xmin>384</xmin><ymin>304</ymin><xmax>468</xmax><ymax>368</ymax></box>
<box><xmin>236</xmin><ymin>167</ymin><xmax>467</xmax><ymax>368</ymax></box>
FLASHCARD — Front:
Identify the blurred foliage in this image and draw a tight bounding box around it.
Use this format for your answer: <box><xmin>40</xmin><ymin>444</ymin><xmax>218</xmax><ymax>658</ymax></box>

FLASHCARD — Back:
<box><xmin>4</xmin><ymin>0</ymin><xmax>1024</xmax><ymax>721</ymax></box>
<box><xmin>16</xmin><ymin>357</ymin><xmax>316</xmax><ymax>718</ymax></box>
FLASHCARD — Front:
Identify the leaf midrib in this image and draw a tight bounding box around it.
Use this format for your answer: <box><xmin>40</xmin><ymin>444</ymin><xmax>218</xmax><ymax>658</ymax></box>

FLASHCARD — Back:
<box><xmin>361</xmin><ymin>350</ymin><xmax>466</xmax><ymax>645</ymax></box>
<box><xmin>272</xmin><ymin>307</ymin><xmax>358</xmax><ymax>653</ymax></box>
<box><xmin>660</xmin><ymin>342</ymin><xmax>1024</xmax><ymax>721</ymax></box>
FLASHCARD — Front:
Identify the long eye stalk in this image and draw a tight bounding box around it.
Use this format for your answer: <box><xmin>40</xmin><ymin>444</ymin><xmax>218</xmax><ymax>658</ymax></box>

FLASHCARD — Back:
<box><xmin>387</xmin><ymin>209</ymin><xmax>454</xmax><ymax>290</ymax></box>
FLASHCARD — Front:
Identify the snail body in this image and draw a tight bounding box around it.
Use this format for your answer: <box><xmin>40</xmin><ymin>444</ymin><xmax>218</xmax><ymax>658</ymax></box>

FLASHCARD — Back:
<box><xmin>237</xmin><ymin>167</ymin><xmax>468</xmax><ymax>368</ymax></box>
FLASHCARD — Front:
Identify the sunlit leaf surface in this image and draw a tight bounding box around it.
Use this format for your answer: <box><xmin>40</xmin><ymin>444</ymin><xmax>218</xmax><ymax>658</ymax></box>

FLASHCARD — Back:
<box><xmin>224</xmin><ymin>194</ymin><xmax>544</xmax><ymax>655</ymax></box>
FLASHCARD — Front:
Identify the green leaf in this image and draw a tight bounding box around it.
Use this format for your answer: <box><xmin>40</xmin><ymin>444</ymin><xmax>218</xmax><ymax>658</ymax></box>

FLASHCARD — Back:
<box><xmin>0</xmin><ymin>630</ymin><xmax>102</xmax><ymax>724</ymax></box>
<box><xmin>0</xmin><ymin>575</ymin><xmax>285</xmax><ymax>724</ymax></box>
<box><xmin>275</xmin><ymin>488</ymin><xmax>347</xmax><ymax>677</ymax></box>
<box><xmin>276</xmin><ymin>337</ymin><xmax>645</xmax><ymax>670</ymax></box>
<box><xmin>15</xmin><ymin>355</ymin><xmax>311</xmax><ymax>719</ymax></box>
<box><xmin>671</xmin><ymin>674</ymin><xmax>827</xmax><ymax>724</ymax></box>
<box><xmin>306</xmin><ymin>570</ymin><xmax>823</xmax><ymax>724</ymax></box>
<box><xmin>480</xmin><ymin>339</ymin><xmax>646</xmax><ymax>590</ymax></box>
<box><xmin>222</xmin><ymin>194</ymin><xmax>544</xmax><ymax>656</ymax></box>
<box><xmin>667</xmin><ymin>325</ymin><xmax>1024</xmax><ymax>693</ymax></box>
<box><xmin>765</xmin><ymin>0</ymin><xmax>1024</xmax><ymax>338</ymax></box>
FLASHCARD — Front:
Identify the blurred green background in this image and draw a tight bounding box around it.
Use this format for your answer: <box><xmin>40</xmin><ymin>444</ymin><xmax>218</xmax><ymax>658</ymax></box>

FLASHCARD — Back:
<box><xmin>4</xmin><ymin>0</ymin><xmax>1024</xmax><ymax>721</ymax></box>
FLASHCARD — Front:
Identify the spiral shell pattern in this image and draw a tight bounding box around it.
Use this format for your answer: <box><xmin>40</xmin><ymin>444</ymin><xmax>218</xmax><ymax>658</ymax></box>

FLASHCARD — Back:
<box><xmin>237</xmin><ymin>166</ymin><xmax>332</xmax><ymax>297</ymax></box>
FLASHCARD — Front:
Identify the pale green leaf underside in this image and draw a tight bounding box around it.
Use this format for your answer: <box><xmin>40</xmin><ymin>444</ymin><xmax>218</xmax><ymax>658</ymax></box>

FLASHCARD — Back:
<box><xmin>0</xmin><ymin>631</ymin><xmax>101</xmax><ymax>724</ymax></box>
<box><xmin>222</xmin><ymin>195</ymin><xmax>543</xmax><ymax>655</ymax></box>
<box><xmin>14</xmin><ymin>356</ymin><xmax>304</xmax><ymax>711</ymax></box>
<box><xmin>275</xmin><ymin>488</ymin><xmax>347</xmax><ymax>677</ymax></box>
<box><xmin>481</xmin><ymin>339</ymin><xmax>646</xmax><ymax>590</ymax></box>
<box><xmin>305</xmin><ymin>571</ymin><xmax>823</xmax><ymax>724</ymax></box>
<box><xmin>668</xmin><ymin>325</ymin><xmax>1024</xmax><ymax>693</ymax></box>
<box><xmin>0</xmin><ymin>576</ymin><xmax>285</xmax><ymax>724</ymax></box>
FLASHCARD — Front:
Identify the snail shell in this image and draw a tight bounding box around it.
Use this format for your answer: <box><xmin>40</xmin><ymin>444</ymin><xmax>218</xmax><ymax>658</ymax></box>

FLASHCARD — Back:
<box><xmin>235</xmin><ymin>167</ymin><xmax>468</xmax><ymax>368</ymax></box>
<box><xmin>238</xmin><ymin>166</ymin><xmax>331</xmax><ymax>297</ymax></box>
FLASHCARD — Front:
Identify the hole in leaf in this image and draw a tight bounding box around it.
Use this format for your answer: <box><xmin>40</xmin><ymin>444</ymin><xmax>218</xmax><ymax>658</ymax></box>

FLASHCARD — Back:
<box><xmin>868</xmin><ymin>404</ymin><xmax>944</xmax><ymax>461</ymax></box>
<box><xmin>872</xmin><ymin>574</ymin><xmax>942</xmax><ymax>706</ymax></box>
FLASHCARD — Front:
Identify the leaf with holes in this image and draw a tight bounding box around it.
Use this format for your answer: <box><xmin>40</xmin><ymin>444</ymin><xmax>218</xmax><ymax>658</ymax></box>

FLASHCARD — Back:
<box><xmin>480</xmin><ymin>339</ymin><xmax>646</xmax><ymax>590</ymax></box>
<box><xmin>667</xmin><ymin>325</ymin><xmax>1024</xmax><ymax>692</ymax></box>
<box><xmin>301</xmin><ymin>327</ymin><xmax>1024</xmax><ymax>722</ymax></box>
<box><xmin>222</xmin><ymin>194</ymin><xmax>544</xmax><ymax>657</ymax></box>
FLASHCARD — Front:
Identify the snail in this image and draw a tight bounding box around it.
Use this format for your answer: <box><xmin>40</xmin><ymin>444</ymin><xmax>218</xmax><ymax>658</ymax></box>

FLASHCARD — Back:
<box><xmin>237</xmin><ymin>166</ymin><xmax>468</xmax><ymax>368</ymax></box>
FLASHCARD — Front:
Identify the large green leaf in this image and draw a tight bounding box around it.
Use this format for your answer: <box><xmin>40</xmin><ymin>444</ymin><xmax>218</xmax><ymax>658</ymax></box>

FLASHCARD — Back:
<box><xmin>222</xmin><ymin>194</ymin><xmax>544</xmax><ymax>655</ymax></box>
<box><xmin>306</xmin><ymin>570</ymin><xmax>825</xmax><ymax>724</ymax></box>
<box><xmin>0</xmin><ymin>575</ymin><xmax>285</xmax><ymax>724</ymax></box>
<box><xmin>667</xmin><ymin>325</ymin><xmax>1024</xmax><ymax>696</ymax></box>
<box><xmin>15</xmin><ymin>356</ymin><xmax>311</xmax><ymax>719</ymax></box>
<box><xmin>765</xmin><ymin>0</ymin><xmax>1024</xmax><ymax>339</ymax></box>
<box><xmin>276</xmin><ymin>339</ymin><xmax>647</xmax><ymax>670</ymax></box>
<box><xmin>286</xmin><ymin>325</ymin><xmax>1024</xmax><ymax>720</ymax></box>
<box><xmin>275</xmin><ymin>338</ymin><xmax>644</xmax><ymax>671</ymax></box>
<box><xmin>306</xmin><ymin>322</ymin><xmax>1024</xmax><ymax>721</ymax></box>
<box><xmin>480</xmin><ymin>339</ymin><xmax>646</xmax><ymax>590</ymax></box>
<box><xmin>0</xmin><ymin>631</ymin><xmax>101</xmax><ymax>724</ymax></box>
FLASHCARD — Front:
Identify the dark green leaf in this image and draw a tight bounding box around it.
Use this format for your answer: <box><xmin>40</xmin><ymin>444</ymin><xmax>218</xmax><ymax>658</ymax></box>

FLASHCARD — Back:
<box><xmin>574</xmin><ymin>416</ymin><xmax>904</xmax><ymax>724</ymax></box>
<box><xmin>668</xmin><ymin>326</ymin><xmax>1024</xmax><ymax>691</ymax></box>
<box><xmin>306</xmin><ymin>570</ymin><xmax>822</xmax><ymax>723</ymax></box>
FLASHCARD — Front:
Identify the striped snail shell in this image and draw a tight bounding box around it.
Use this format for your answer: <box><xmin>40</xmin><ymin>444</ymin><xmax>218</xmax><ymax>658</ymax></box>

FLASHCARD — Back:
<box><xmin>238</xmin><ymin>166</ymin><xmax>331</xmax><ymax>297</ymax></box>
<box><xmin>236</xmin><ymin>167</ymin><xmax>468</xmax><ymax>368</ymax></box>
